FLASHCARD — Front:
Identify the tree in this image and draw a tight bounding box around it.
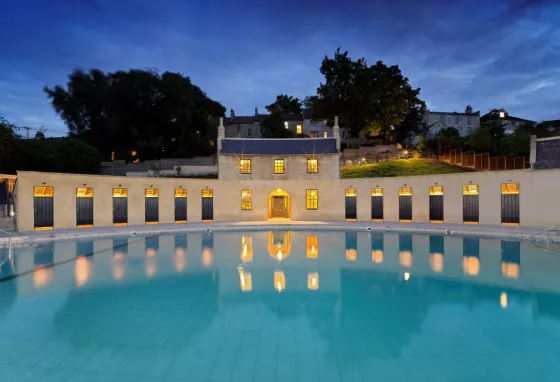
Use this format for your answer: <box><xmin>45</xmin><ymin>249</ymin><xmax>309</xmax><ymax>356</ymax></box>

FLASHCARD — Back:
<box><xmin>312</xmin><ymin>48</ymin><xmax>424</xmax><ymax>142</ymax></box>
<box><xmin>0</xmin><ymin>115</ymin><xmax>19</xmax><ymax>174</ymax></box>
<box><xmin>16</xmin><ymin>138</ymin><xmax>101</xmax><ymax>174</ymax></box>
<box><xmin>366</xmin><ymin>61</ymin><xmax>424</xmax><ymax>144</ymax></box>
<box><xmin>436</xmin><ymin>127</ymin><xmax>463</xmax><ymax>149</ymax></box>
<box><xmin>266</xmin><ymin>94</ymin><xmax>302</xmax><ymax>115</ymax></box>
<box><xmin>260</xmin><ymin>108</ymin><xmax>295</xmax><ymax>138</ymax></box>
<box><xmin>44</xmin><ymin>68</ymin><xmax>225</xmax><ymax>161</ymax></box>
<box><xmin>35</xmin><ymin>130</ymin><xmax>45</xmax><ymax>139</ymax></box>
<box><xmin>467</xmin><ymin>121</ymin><xmax>504</xmax><ymax>154</ymax></box>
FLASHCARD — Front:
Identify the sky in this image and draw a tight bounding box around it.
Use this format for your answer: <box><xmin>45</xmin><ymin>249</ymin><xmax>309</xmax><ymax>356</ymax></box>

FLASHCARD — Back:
<box><xmin>1</xmin><ymin>0</ymin><xmax>559</xmax><ymax>136</ymax></box>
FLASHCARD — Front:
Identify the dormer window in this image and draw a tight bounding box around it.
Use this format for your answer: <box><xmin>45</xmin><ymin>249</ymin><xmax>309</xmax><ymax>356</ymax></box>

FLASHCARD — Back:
<box><xmin>499</xmin><ymin>111</ymin><xmax>505</xmax><ymax>118</ymax></box>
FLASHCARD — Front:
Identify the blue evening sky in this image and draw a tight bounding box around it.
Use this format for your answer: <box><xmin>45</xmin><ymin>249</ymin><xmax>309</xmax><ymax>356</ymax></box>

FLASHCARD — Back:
<box><xmin>1</xmin><ymin>0</ymin><xmax>559</xmax><ymax>136</ymax></box>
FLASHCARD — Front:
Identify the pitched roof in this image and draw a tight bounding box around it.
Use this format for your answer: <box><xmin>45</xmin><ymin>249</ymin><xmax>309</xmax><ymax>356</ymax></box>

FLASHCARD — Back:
<box><xmin>220</xmin><ymin>138</ymin><xmax>337</xmax><ymax>155</ymax></box>
<box><xmin>224</xmin><ymin>113</ymin><xmax>303</xmax><ymax>125</ymax></box>
<box><xmin>481</xmin><ymin>109</ymin><xmax>536</xmax><ymax>124</ymax></box>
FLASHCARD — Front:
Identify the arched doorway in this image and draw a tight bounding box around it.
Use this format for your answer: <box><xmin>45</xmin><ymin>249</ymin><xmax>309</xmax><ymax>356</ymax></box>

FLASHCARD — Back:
<box><xmin>268</xmin><ymin>189</ymin><xmax>291</xmax><ymax>219</ymax></box>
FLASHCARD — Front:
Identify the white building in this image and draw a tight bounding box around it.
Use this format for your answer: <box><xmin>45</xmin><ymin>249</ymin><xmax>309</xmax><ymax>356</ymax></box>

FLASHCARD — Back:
<box><xmin>423</xmin><ymin>105</ymin><xmax>480</xmax><ymax>137</ymax></box>
<box><xmin>302</xmin><ymin>110</ymin><xmax>348</xmax><ymax>144</ymax></box>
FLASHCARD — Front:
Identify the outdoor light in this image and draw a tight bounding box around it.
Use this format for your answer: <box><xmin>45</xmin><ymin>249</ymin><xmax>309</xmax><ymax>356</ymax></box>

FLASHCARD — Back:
<box><xmin>9</xmin><ymin>211</ymin><xmax>15</xmax><ymax>217</ymax></box>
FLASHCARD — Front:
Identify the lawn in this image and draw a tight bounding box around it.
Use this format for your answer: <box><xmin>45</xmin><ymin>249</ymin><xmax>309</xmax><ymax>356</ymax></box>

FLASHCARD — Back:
<box><xmin>341</xmin><ymin>158</ymin><xmax>471</xmax><ymax>178</ymax></box>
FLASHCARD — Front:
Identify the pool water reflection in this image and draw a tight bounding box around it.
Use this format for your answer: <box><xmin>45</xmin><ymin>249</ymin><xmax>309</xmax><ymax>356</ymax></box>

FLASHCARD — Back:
<box><xmin>1</xmin><ymin>230</ymin><xmax>559</xmax><ymax>381</ymax></box>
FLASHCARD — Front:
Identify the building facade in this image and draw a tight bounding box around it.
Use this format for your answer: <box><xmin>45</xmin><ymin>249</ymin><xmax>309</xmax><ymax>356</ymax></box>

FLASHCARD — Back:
<box><xmin>423</xmin><ymin>105</ymin><xmax>480</xmax><ymax>137</ymax></box>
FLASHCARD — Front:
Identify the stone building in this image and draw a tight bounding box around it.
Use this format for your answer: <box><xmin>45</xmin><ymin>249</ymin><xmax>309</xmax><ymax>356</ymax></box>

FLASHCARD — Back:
<box><xmin>423</xmin><ymin>105</ymin><xmax>480</xmax><ymax>137</ymax></box>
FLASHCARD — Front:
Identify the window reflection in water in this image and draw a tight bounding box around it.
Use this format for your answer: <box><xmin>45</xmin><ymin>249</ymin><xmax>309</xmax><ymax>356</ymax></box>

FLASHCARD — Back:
<box><xmin>33</xmin><ymin>267</ymin><xmax>53</xmax><ymax>288</ymax></box>
<box><xmin>308</xmin><ymin>272</ymin><xmax>319</xmax><ymax>290</ymax></box>
<box><xmin>75</xmin><ymin>256</ymin><xmax>91</xmax><ymax>287</ymax></box>
<box><xmin>241</xmin><ymin>236</ymin><xmax>253</xmax><ymax>262</ymax></box>
<box><xmin>274</xmin><ymin>271</ymin><xmax>285</xmax><ymax>293</ymax></box>
<box><xmin>175</xmin><ymin>247</ymin><xmax>187</xmax><ymax>272</ymax></box>
<box><xmin>202</xmin><ymin>233</ymin><xmax>214</xmax><ymax>267</ymax></box>
<box><xmin>345</xmin><ymin>232</ymin><xmax>357</xmax><ymax>261</ymax></box>
<box><xmin>113</xmin><ymin>261</ymin><xmax>125</xmax><ymax>281</ymax></box>
<box><xmin>307</xmin><ymin>236</ymin><xmax>318</xmax><ymax>258</ymax></box>
<box><xmin>500</xmin><ymin>292</ymin><xmax>508</xmax><ymax>308</ymax></box>
<box><xmin>463</xmin><ymin>237</ymin><xmax>480</xmax><ymax>276</ymax></box>
<box><xmin>239</xmin><ymin>267</ymin><xmax>252</xmax><ymax>292</ymax></box>
<box><xmin>430</xmin><ymin>253</ymin><xmax>444</xmax><ymax>273</ymax></box>
<box><xmin>372</xmin><ymin>250</ymin><xmax>383</xmax><ymax>264</ymax></box>
<box><xmin>501</xmin><ymin>240</ymin><xmax>520</xmax><ymax>279</ymax></box>
<box><xmin>371</xmin><ymin>233</ymin><xmax>383</xmax><ymax>264</ymax></box>
<box><xmin>463</xmin><ymin>256</ymin><xmax>480</xmax><ymax>276</ymax></box>
<box><xmin>399</xmin><ymin>234</ymin><xmax>413</xmax><ymax>268</ymax></box>
<box><xmin>268</xmin><ymin>232</ymin><xmax>291</xmax><ymax>261</ymax></box>
<box><xmin>429</xmin><ymin>236</ymin><xmax>444</xmax><ymax>272</ymax></box>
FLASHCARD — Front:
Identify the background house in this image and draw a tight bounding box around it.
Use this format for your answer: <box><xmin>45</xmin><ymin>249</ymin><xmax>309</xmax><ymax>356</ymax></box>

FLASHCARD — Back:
<box><xmin>481</xmin><ymin>108</ymin><xmax>536</xmax><ymax>134</ymax></box>
<box><xmin>423</xmin><ymin>105</ymin><xmax>480</xmax><ymax>137</ymax></box>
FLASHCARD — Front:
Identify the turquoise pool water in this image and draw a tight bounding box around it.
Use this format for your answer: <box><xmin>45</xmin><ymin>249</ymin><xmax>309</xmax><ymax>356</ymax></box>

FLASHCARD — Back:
<box><xmin>1</xmin><ymin>230</ymin><xmax>559</xmax><ymax>381</ymax></box>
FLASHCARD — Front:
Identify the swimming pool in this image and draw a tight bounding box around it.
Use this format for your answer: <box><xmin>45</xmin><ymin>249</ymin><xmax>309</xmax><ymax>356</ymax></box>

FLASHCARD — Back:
<box><xmin>1</xmin><ymin>230</ymin><xmax>559</xmax><ymax>381</ymax></box>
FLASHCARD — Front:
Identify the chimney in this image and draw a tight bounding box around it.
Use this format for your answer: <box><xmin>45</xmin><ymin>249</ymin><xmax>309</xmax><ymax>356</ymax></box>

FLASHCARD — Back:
<box><xmin>230</xmin><ymin>108</ymin><xmax>235</xmax><ymax>118</ymax></box>
<box><xmin>333</xmin><ymin>116</ymin><xmax>340</xmax><ymax>152</ymax></box>
<box><xmin>217</xmin><ymin>117</ymin><xmax>225</xmax><ymax>152</ymax></box>
<box><xmin>254</xmin><ymin>106</ymin><xmax>259</xmax><ymax>116</ymax></box>
<box><xmin>465</xmin><ymin>105</ymin><xmax>473</xmax><ymax>114</ymax></box>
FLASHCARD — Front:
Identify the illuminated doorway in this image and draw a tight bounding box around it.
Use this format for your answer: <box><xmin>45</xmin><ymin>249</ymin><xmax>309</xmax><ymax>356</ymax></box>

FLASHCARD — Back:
<box><xmin>268</xmin><ymin>189</ymin><xmax>291</xmax><ymax>219</ymax></box>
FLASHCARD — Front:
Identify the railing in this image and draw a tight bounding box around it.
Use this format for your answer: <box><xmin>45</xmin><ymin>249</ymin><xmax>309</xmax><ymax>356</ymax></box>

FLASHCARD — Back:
<box><xmin>0</xmin><ymin>229</ymin><xmax>39</xmax><ymax>248</ymax></box>
<box><xmin>438</xmin><ymin>146</ymin><xmax>527</xmax><ymax>171</ymax></box>
<box><xmin>523</xmin><ymin>224</ymin><xmax>560</xmax><ymax>251</ymax></box>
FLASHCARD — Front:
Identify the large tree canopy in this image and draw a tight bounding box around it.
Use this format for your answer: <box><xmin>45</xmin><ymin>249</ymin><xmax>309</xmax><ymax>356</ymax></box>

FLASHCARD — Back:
<box><xmin>265</xmin><ymin>94</ymin><xmax>302</xmax><ymax>115</ymax></box>
<box><xmin>0</xmin><ymin>115</ymin><xmax>19</xmax><ymax>174</ymax></box>
<box><xmin>260</xmin><ymin>108</ymin><xmax>295</xmax><ymax>138</ymax></box>
<box><xmin>313</xmin><ymin>48</ymin><xmax>424</xmax><ymax>141</ymax></box>
<box><xmin>44</xmin><ymin>68</ymin><xmax>225</xmax><ymax>161</ymax></box>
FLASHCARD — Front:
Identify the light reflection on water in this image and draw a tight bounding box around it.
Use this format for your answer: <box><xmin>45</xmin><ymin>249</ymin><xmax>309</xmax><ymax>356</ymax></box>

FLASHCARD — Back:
<box><xmin>0</xmin><ymin>230</ymin><xmax>559</xmax><ymax>381</ymax></box>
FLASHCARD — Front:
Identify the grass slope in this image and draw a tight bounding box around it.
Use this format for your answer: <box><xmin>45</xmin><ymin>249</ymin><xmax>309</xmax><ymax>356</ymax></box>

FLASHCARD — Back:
<box><xmin>341</xmin><ymin>158</ymin><xmax>470</xmax><ymax>178</ymax></box>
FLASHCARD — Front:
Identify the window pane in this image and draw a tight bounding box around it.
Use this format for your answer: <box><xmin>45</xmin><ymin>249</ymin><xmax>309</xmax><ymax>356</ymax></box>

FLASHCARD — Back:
<box><xmin>240</xmin><ymin>159</ymin><xmax>251</xmax><ymax>174</ymax></box>
<box><xmin>241</xmin><ymin>189</ymin><xmax>252</xmax><ymax>210</ymax></box>
<box><xmin>307</xmin><ymin>159</ymin><xmax>318</xmax><ymax>173</ymax></box>
<box><xmin>306</xmin><ymin>189</ymin><xmax>318</xmax><ymax>210</ymax></box>
<box><xmin>274</xmin><ymin>159</ymin><xmax>284</xmax><ymax>174</ymax></box>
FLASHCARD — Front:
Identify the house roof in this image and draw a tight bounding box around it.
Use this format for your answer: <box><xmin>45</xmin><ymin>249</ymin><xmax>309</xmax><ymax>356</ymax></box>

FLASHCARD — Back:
<box><xmin>224</xmin><ymin>113</ymin><xmax>303</xmax><ymax>125</ymax></box>
<box><xmin>481</xmin><ymin>109</ymin><xmax>536</xmax><ymax>124</ymax></box>
<box><xmin>427</xmin><ymin>110</ymin><xmax>480</xmax><ymax>116</ymax></box>
<box><xmin>220</xmin><ymin>138</ymin><xmax>337</xmax><ymax>155</ymax></box>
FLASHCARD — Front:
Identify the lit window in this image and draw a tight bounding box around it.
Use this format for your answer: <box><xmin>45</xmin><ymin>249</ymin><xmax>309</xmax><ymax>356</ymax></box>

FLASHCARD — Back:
<box><xmin>345</xmin><ymin>188</ymin><xmax>356</xmax><ymax>197</ymax></box>
<box><xmin>311</xmin><ymin>131</ymin><xmax>318</xmax><ymax>138</ymax></box>
<box><xmin>174</xmin><ymin>189</ymin><xmax>187</xmax><ymax>197</ymax></box>
<box><xmin>241</xmin><ymin>189</ymin><xmax>252</xmax><ymax>210</ymax></box>
<box><xmin>501</xmin><ymin>183</ymin><xmax>519</xmax><ymax>194</ymax></box>
<box><xmin>145</xmin><ymin>188</ymin><xmax>159</xmax><ymax>197</ymax></box>
<box><xmin>76</xmin><ymin>187</ymin><xmax>93</xmax><ymax>197</ymax></box>
<box><xmin>202</xmin><ymin>189</ymin><xmax>213</xmax><ymax>198</ymax></box>
<box><xmin>399</xmin><ymin>187</ymin><xmax>412</xmax><ymax>196</ymax></box>
<box><xmin>499</xmin><ymin>111</ymin><xmax>505</xmax><ymax>118</ymax></box>
<box><xmin>323</xmin><ymin>131</ymin><xmax>328</xmax><ymax>138</ymax></box>
<box><xmin>307</xmin><ymin>159</ymin><xmax>318</xmax><ymax>173</ymax></box>
<box><xmin>372</xmin><ymin>188</ymin><xmax>383</xmax><ymax>196</ymax></box>
<box><xmin>111</xmin><ymin>151</ymin><xmax>115</xmax><ymax>161</ymax></box>
<box><xmin>306</xmin><ymin>189</ymin><xmax>318</xmax><ymax>210</ymax></box>
<box><xmin>284</xmin><ymin>121</ymin><xmax>289</xmax><ymax>129</ymax></box>
<box><xmin>239</xmin><ymin>159</ymin><xmax>251</xmax><ymax>174</ymax></box>
<box><xmin>297</xmin><ymin>125</ymin><xmax>302</xmax><ymax>134</ymax></box>
<box><xmin>112</xmin><ymin>188</ymin><xmax>127</xmax><ymax>197</ymax></box>
<box><xmin>429</xmin><ymin>186</ymin><xmax>444</xmax><ymax>195</ymax></box>
<box><xmin>274</xmin><ymin>159</ymin><xmax>285</xmax><ymax>174</ymax></box>
<box><xmin>131</xmin><ymin>150</ymin><xmax>137</xmax><ymax>157</ymax></box>
<box><xmin>463</xmin><ymin>185</ymin><xmax>479</xmax><ymax>195</ymax></box>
